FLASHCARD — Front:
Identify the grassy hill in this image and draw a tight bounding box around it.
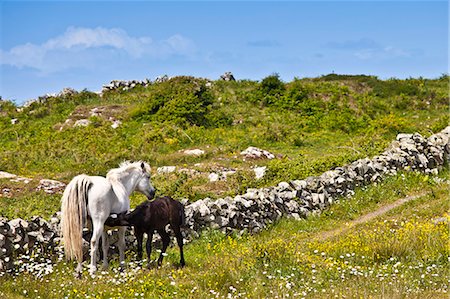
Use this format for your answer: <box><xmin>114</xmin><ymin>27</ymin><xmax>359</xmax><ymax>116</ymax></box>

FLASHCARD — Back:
<box><xmin>0</xmin><ymin>73</ymin><xmax>449</xmax><ymax>298</ymax></box>
<box><xmin>0</xmin><ymin>74</ymin><xmax>448</xmax><ymax>213</ymax></box>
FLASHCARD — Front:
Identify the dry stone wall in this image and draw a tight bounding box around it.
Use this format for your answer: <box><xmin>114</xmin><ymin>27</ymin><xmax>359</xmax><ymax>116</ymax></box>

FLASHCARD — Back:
<box><xmin>185</xmin><ymin>127</ymin><xmax>449</xmax><ymax>235</ymax></box>
<box><xmin>0</xmin><ymin>126</ymin><xmax>449</xmax><ymax>273</ymax></box>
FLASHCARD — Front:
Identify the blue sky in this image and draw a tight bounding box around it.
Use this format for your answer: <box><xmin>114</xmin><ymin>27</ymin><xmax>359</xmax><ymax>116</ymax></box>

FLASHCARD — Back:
<box><xmin>0</xmin><ymin>1</ymin><xmax>448</xmax><ymax>105</ymax></box>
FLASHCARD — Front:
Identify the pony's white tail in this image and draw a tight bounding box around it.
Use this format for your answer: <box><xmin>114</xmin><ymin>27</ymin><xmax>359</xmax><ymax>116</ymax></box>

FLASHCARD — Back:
<box><xmin>61</xmin><ymin>175</ymin><xmax>91</xmax><ymax>262</ymax></box>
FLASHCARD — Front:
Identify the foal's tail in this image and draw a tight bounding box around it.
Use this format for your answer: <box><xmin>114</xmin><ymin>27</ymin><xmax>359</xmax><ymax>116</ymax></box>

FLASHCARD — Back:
<box><xmin>61</xmin><ymin>174</ymin><xmax>92</xmax><ymax>263</ymax></box>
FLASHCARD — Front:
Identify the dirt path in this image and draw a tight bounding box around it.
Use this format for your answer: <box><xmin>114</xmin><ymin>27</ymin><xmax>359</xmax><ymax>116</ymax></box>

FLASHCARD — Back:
<box><xmin>316</xmin><ymin>192</ymin><xmax>429</xmax><ymax>241</ymax></box>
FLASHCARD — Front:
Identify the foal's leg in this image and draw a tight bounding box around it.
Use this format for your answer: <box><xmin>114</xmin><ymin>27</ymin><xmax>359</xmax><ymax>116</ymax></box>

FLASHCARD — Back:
<box><xmin>134</xmin><ymin>228</ymin><xmax>144</xmax><ymax>261</ymax></box>
<box><xmin>117</xmin><ymin>226</ymin><xmax>127</xmax><ymax>271</ymax></box>
<box><xmin>173</xmin><ymin>225</ymin><xmax>185</xmax><ymax>267</ymax></box>
<box><xmin>101</xmin><ymin>231</ymin><xmax>109</xmax><ymax>270</ymax></box>
<box><xmin>145</xmin><ymin>230</ymin><xmax>153</xmax><ymax>268</ymax></box>
<box><xmin>89</xmin><ymin>220</ymin><xmax>103</xmax><ymax>275</ymax></box>
<box><xmin>157</xmin><ymin>229</ymin><xmax>170</xmax><ymax>267</ymax></box>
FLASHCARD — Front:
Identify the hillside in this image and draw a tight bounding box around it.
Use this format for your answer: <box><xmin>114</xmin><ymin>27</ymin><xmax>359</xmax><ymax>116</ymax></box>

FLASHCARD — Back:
<box><xmin>0</xmin><ymin>73</ymin><xmax>449</xmax><ymax>298</ymax></box>
<box><xmin>0</xmin><ymin>74</ymin><xmax>448</xmax><ymax>211</ymax></box>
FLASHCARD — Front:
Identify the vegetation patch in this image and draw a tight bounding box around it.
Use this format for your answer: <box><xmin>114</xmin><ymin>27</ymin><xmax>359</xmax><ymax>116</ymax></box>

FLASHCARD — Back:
<box><xmin>0</xmin><ymin>74</ymin><xmax>448</xmax><ymax>297</ymax></box>
<box><xmin>0</xmin><ymin>170</ymin><xmax>448</xmax><ymax>298</ymax></box>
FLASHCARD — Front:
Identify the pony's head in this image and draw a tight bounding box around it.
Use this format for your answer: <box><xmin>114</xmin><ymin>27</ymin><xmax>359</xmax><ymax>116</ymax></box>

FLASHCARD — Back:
<box><xmin>136</xmin><ymin>161</ymin><xmax>156</xmax><ymax>200</ymax></box>
<box><xmin>110</xmin><ymin>161</ymin><xmax>156</xmax><ymax>200</ymax></box>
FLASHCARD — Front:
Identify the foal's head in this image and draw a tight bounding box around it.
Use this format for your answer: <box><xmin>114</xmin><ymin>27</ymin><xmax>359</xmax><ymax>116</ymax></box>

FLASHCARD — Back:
<box><xmin>105</xmin><ymin>211</ymin><xmax>133</xmax><ymax>227</ymax></box>
<box><xmin>105</xmin><ymin>200</ymin><xmax>148</xmax><ymax>227</ymax></box>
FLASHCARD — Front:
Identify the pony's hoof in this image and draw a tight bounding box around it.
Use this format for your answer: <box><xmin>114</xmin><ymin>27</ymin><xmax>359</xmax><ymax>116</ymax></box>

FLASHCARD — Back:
<box><xmin>146</xmin><ymin>261</ymin><xmax>156</xmax><ymax>269</ymax></box>
<box><xmin>89</xmin><ymin>267</ymin><xmax>97</xmax><ymax>277</ymax></box>
<box><xmin>74</xmin><ymin>272</ymin><xmax>82</xmax><ymax>279</ymax></box>
<box><xmin>119</xmin><ymin>262</ymin><xmax>126</xmax><ymax>272</ymax></box>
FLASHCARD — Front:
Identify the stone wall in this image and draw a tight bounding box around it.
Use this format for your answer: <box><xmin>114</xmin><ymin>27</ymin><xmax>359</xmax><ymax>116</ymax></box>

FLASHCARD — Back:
<box><xmin>184</xmin><ymin>126</ymin><xmax>449</xmax><ymax>235</ymax></box>
<box><xmin>0</xmin><ymin>215</ymin><xmax>60</xmax><ymax>271</ymax></box>
<box><xmin>0</xmin><ymin>126</ymin><xmax>449</xmax><ymax>272</ymax></box>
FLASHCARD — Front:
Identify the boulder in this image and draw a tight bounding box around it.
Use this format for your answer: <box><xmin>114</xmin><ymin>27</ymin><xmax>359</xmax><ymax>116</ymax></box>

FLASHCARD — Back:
<box><xmin>36</xmin><ymin>179</ymin><xmax>66</xmax><ymax>194</ymax></box>
<box><xmin>74</xmin><ymin>119</ymin><xmax>91</xmax><ymax>127</ymax></box>
<box><xmin>157</xmin><ymin>166</ymin><xmax>176</xmax><ymax>174</ymax></box>
<box><xmin>208</xmin><ymin>173</ymin><xmax>220</xmax><ymax>182</ymax></box>
<box><xmin>155</xmin><ymin>75</ymin><xmax>169</xmax><ymax>83</ymax></box>
<box><xmin>241</xmin><ymin>147</ymin><xmax>275</xmax><ymax>160</ymax></box>
<box><xmin>0</xmin><ymin>218</ymin><xmax>11</xmax><ymax>236</ymax></box>
<box><xmin>0</xmin><ymin>171</ymin><xmax>17</xmax><ymax>179</ymax></box>
<box><xmin>183</xmin><ymin>149</ymin><xmax>205</xmax><ymax>156</ymax></box>
<box><xmin>253</xmin><ymin>166</ymin><xmax>267</xmax><ymax>180</ymax></box>
<box><xmin>220</xmin><ymin>72</ymin><xmax>236</xmax><ymax>81</ymax></box>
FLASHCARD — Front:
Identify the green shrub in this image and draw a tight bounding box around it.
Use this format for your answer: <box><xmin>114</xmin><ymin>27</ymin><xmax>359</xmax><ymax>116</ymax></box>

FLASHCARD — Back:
<box><xmin>369</xmin><ymin>78</ymin><xmax>421</xmax><ymax>97</ymax></box>
<box><xmin>256</xmin><ymin>73</ymin><xmax>286</xmax><ymax>106</ymax></box>
<box><xmin>372</xmin><ymin>113</ymin><xmax>410</xmax><ymax>134</ymax></box>
<box><xmin>129</xmin><ymin>76</ymin><xmax>231</xmax><ymax>128</ymax></box>
<box><xmin>430</xmin><ymin>114</ymin><xmax>450</xmax><ymax>133</ymax></box>
<box><xmin>0</xmin><ymin>99</ymin><xmax>17</xmax><ymax>115</ymax></box>
<box><xmin>263</xmin><ymin>152</ymin><xmax>360</xmax><ymax>184</ymax></box>
<box><xmin>0</xmin><ymin>74</ymin><xmax>447</xmax><ymax>201</ymax></box>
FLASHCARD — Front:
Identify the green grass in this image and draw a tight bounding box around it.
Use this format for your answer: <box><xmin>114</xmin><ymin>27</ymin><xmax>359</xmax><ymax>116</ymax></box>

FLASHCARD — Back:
<box><xmin>1</xmin><ymin>170</ymin><xmax>448</xmax><ymax>298</ymax></box>
<box><xmin>0</xmin><ymin>74</ymin><xmax>448</xmax><ymax>297</ymax></box>
<box><xmin>0</xmin><ymin>75</ymin><xmax>448</xmax><ymax>201</ymax></box>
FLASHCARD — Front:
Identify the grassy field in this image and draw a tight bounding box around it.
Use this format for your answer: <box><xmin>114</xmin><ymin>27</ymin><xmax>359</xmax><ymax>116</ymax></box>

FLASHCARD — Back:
<box><xmin>0</xmin><ymin>74</ymin><xmax>448</xmax><ymax>298</ymax></box>
<box><xmin>0</xmin><ymin>169</ymin><xmax>448</xmax><ymax>298</ymax></box>
<box><xmin>0</xmin><ymin>75</ymin><xmax>448</xmax><ymax>203</ymax></box>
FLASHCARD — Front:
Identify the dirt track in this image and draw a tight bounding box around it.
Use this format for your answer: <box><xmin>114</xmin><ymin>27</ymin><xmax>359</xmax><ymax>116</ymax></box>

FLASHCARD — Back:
<box><xmin>316</xmin><ymin>192</ymin><xmax>429</xmax><ymax>241</ymax></box>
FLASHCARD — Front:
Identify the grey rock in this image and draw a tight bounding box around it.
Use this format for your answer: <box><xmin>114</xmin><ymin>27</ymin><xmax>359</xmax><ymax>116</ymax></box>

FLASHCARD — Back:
<box><xmin>220</xmin><ymin>72</ymin><xmax>236</xmax><ymax>81</ymax></box>
<box><xmin>36</xmin><ymin>179</ymin><xmax>66</xmax><ymax>194</ymax></box>
<box><xmin>241</xmin><ymin>147</ymin><xmax>275</xmax><ymax>160</ymax></box>
<box><xmin>157</xmin><ymin>166</ymin><xmax>176</xmax><ymax>174</ymax></box>
<box><xmin>74</xmin><ymin>119</ymin><xmax>91</xmax><ymax>127</ymax></box>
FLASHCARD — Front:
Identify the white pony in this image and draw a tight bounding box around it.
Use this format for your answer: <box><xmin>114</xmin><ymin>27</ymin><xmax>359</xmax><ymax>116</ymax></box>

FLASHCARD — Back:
<box><xmin>61</xmin><ymin>161</ymin><xmax>155</xmax><ymax>277</ymax></box>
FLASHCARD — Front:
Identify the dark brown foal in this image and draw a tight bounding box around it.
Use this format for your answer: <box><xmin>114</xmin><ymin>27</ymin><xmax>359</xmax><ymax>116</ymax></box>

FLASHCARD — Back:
<box><xmin>105</xmin><ymin>196</ymin><xmax>186</xmax><ymax>267</ymax></box>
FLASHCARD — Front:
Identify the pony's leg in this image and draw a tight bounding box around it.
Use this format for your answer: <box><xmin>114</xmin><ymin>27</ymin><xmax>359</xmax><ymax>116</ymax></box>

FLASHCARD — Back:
<box><xmin>117</xmin><ymin>226</ymin><xmax>126</xmax><ymax>271</ymax></box>
<box><xmin>145</xmin><ymin>231</ymin><xmax>153</xmax><ymax>268</ymax></box>
<box><xmin>157</xmin><ymin>229</ymin><xmax>170</xmax><ymax>267</ymax></box>
<box><xmin>135</xmin><ymin>229</ymin><xmax>144</xmax><ymax>261</ymax></box>
<box><xmin>89</xmin><ymin>221</ymin><xmax>103</xmax><ymax>276</ymax></box>
<box><xmin>101</xmin><ymin>231</ymin><xmax>109</xmax><ymax>270</ymax></box>
<box><xmin>75</xmin><ymin>262</ymin><xmax>83</xmax><ymax>279</ymax></box>
<box><xmin>173</xmin><ymin>226</ymin><xmax>185</xmax><ymax>267</ymax></box>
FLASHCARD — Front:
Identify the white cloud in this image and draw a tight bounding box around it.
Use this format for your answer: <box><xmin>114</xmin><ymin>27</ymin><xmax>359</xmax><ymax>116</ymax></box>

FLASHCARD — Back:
<box><xmin>354</xmin><ymin>46</ymin><xmax>411</xmax><ymax>60</ymax></box>
<box><xmin>44</xmin><ymin>27</ymin><xmax>152</xmax><ymax>57</ymax></box>
<box><xmin>326</xmin><ymin>38</ymin><xmax>413</xmax><ymax>60</ymax></box>
<box><xmin>0</xmin><ymin>27</ymin><xmax>195</xmax><ymax>73</ymax></box>
<box><xmin>325</xmin><ymin>38</ymin><xmax>381</xmax><ymax>51</ymax></box>
<box><xmin>164</xmin><ymin>34</ymin><xmax>195</xmax><ymax>54</ymax></box>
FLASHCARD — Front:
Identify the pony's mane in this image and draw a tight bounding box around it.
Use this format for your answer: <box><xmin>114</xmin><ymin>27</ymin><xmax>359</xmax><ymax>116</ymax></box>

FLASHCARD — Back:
<box><xmin>106</xmin><ymin>161</ymin><xmax>151</xmax><ymax>179</ymax></box>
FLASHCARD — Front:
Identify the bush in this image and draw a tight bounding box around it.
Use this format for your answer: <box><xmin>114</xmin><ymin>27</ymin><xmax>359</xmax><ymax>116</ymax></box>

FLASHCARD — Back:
<box><xmin>256</xmin><ymin>73</ymin><xmax>286</xmax><ymax>106</ymax></box>
<box><xmin>130</xmin><ymin>76</ymin><xmax>216</xmax><ymax>127</ymax></box>
<box><xmin>369</xmin><ymin>78</ymin><xmax>421</xmax><ymax>98</ymax></box>
<box><xmin>0</xmin><ymin>99</ymin><xmax>17</xmax><ymax>115</ymax></box>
